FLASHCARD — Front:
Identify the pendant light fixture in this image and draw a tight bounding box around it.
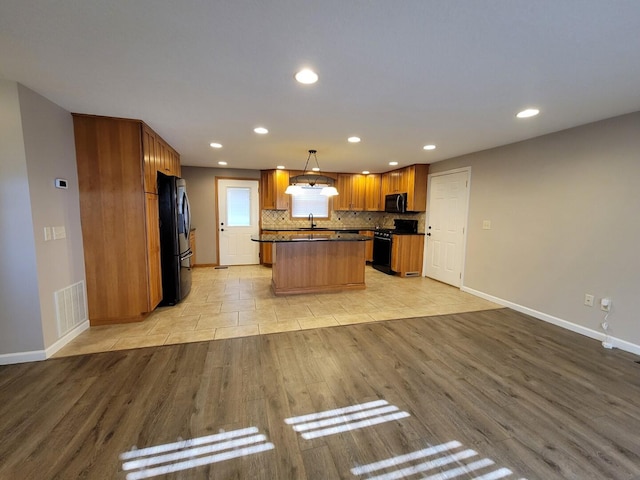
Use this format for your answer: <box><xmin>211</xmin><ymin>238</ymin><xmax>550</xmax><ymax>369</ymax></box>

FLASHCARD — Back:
<box><xmin>285</xmin><ymin>149</ymin><xmax>339</xmax><ymax>196</ymax></box>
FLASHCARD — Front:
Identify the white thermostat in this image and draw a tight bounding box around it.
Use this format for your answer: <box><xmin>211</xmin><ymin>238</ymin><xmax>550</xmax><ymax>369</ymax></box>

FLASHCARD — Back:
<box><xmin>55</xmin><ymin>178</ymin><xmax>68</xmax><ymax>189</ymax></box>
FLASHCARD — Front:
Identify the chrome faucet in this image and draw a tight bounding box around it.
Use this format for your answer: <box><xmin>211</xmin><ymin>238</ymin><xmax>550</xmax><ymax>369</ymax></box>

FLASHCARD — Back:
<box><xmin>308</xmin><ymin>213</ymin><xmax>316</xmax><ymax>229</ymax></box>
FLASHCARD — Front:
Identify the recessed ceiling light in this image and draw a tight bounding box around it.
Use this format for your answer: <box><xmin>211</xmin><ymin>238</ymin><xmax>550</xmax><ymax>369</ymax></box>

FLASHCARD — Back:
<box><xmin>362</xmin><ymin>170</ymin><xmax>370</xmax><ymax>175</ymax></box>
<box><xmin>210</xmin><ymin>142</ymin><xmax>222</xmax><ymax>148</ymax></box>
<box><xmin>348</xmin><ymin>136</ymin><xmax>361</xmax><ymax>143</ymax></box>
<box><xmin>423</xmin><ymin>144</ymin><xmax>436</xmax><ymax>150</ymax></box>
<box><xmin>389</xmin><ymin>161</ymin><xmax>398</xmax><ymax>166</ymax></box>
<box><xmin>295</xmin><ymin>68</ymin><xmax>318</xmax><ymax>84</ymax></box>
<box><xmin>311</xmin><ymin>167</ymin><xmax>320</xmax><ymax>172</ymax></box>
<box><xmin>254</xmin><ymin>127</ymin><xmax>269</xmax><ymax>134</ymax></box>
<box><xmin>218</xmin><ymin>161</ymin><xmax>227</xmax><ymax>166</ymax></box>
<box><xmin>516</xmin><ymin>108</ymin><xmax>540</xmax><ymax>119</ymax></box>
<box><xmin>276</xmin><ymin>165</ymin><xmax>285</xmax><ymax>169</ymax></box>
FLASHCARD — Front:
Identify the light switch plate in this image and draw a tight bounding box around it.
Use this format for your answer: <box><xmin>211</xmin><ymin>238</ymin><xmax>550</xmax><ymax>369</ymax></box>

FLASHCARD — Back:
<box><xmin>44</xmin><ymin>227</ymin><xmax>52</xmax><ymax>241</ymax></box>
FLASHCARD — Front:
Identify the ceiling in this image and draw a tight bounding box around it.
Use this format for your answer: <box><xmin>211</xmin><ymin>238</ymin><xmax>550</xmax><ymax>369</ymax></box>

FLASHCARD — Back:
<box><xmin>2</xmin><ymin>1</ymin><xmax>640</xmax><ymax>173</ymax></box>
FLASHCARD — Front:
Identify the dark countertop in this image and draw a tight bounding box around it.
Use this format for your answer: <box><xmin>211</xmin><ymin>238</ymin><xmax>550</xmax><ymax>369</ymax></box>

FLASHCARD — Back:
<box><xmin>261</xmin><ymin>227</ymin><xmax>372</xmax><ymax>232</ymax></box>
<box><xmin>260</xmin><ymin>227</ymin><xmax>424</xmax><ymax>235</ymax></box>
<box><xmin>251</xmin><ymin>233</ymin><xmax>372</xmax><ymax>243</ymax></box>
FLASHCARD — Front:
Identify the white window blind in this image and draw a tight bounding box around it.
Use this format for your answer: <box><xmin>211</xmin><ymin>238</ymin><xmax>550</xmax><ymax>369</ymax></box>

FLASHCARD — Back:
<box><xmin>291</xmin><ymin>187</ymin><xmax>329</xmax><ymax>218</ymax></box>
<box><xmin>226</xmin><ymin>187</ymin><xmax>251</xmax><ymax>226</ymax></box>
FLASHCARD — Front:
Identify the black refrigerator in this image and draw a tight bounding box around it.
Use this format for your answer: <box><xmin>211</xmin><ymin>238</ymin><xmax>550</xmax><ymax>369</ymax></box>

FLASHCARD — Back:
<box><xmin>158</xmin><ymin>172</ymin><xmax>192</xmax><ymax>305</ymax></box>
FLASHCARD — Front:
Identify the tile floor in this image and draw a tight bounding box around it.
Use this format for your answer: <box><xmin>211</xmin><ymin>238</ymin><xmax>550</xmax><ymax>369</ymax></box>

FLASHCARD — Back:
<box><xmin>54</xmin><ymin>265</ymin><xmax>501</xmax><ymax>357</ymax></box>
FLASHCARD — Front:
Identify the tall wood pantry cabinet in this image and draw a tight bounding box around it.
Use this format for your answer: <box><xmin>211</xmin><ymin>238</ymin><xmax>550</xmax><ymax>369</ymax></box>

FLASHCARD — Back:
<box><xmin>73</xmin><ymin>114</ymin><xmax>181</xmax><ymax>325</ymax></box>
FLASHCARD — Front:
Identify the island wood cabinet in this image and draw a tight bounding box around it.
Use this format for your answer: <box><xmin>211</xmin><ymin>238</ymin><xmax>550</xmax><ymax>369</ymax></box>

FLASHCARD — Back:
<box><xmin>73</xmin><ymin>114</ymin><xmax>180</xmax><ymax>325</ymax></box>
<box><xmin>382</xmin><ymin>164</ymin><xmax>429</xmax><ymax>211</ymax></box>
<box><xmin>260</xmin><ymin>169</ymin><xmax>290</xmax><ymax>210</ymax></box>
<box><xmin>391</xmin><ymin>234</ymin><xmax>424</xmax><ymax>277</ymax></box>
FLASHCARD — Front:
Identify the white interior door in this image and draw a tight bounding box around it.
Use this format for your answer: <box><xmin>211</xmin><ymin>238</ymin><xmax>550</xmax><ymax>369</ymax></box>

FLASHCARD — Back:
<box><xmin>425</xmin><ymin>169</ymin><xmax>470</xmax><ymax>287</ymax></box>
<box><xmin>217</xmin><ymin>179</ymin><xmax>259</xmax><ymax>265</ymax></box>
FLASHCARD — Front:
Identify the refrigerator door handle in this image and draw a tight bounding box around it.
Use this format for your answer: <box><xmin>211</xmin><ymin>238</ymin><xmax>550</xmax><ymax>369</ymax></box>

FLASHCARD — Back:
<box><xmin>183</xmin><ymin>191</ymin><xmax>192</xmax><ymax>236</ymax></box>
<box><xmin>180</xmin><ymin>251</ymin><xmax>193</xmax><ymax>260</ymax></box>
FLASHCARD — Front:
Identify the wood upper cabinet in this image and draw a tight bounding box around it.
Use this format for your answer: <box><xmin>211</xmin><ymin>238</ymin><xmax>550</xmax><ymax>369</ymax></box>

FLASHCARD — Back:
<box><xmin>260</xmin><ymin>170</ymin><xmax>290</xmax><ymax>210</ymax></box>
<box><xmin>364</xmin><ymin>174</ymin><xmax>382</xmax><ymax>211</ymax></box>
<box><xmin>382</xmin><ymin>169</ymin><xmax>406</xmax><ymax>195</ymax></box>
<box><xmin>73</xmin><ymin>114</ymin><xmax>179</xmax><ymax>325</ymax></box>
<box><xmin>143</xmin><ymin>125</ymin><xmax>181</xmax><ymax>194</ymax></box>
<box><xmin>382</xmin><ymin>164</ymin><xmax>429</xmax><ymax>211</ymax></box>
<box><xmin>391</xmin><ymin>234</ymin><xmax>424</xmax><ymax>277</ymax></box>
<box><xmin>336</xmin><ymin>174</ymin><xmax>366</xmax><ymax>211</ymax></box>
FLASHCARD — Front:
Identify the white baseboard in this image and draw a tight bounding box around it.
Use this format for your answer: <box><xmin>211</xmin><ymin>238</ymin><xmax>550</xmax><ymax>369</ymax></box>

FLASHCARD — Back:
<box><xmin>462</xmin><ymin>286</ymin><xmax>640</xmax><ymax>356</ymax></box>
<box><xmin>0</xmin><ymin>350</ymin><xmax>47</xmax><ymax>365</ymax></box>
<box><xmin>0</xmin><ymin>320</ymin><xmax>90</xmax><ymax>366</ymax></box>
<box><xmin>45</xmin><ymin>320</ymin><xmax>90</xmax><ymax>358</ymax></box>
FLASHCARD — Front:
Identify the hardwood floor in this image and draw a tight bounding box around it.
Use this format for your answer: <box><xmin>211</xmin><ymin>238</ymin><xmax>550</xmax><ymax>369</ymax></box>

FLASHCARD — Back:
<box><xmin>1</xmin><ymin>308</ymin><xmax>640</xmax><ymax>479</ymax></box>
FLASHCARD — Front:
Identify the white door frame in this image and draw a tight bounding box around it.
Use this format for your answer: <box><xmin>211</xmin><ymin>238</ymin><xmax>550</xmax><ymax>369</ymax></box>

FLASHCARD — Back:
<box><xmin>422</xmin><ymin>167</ymin><xmax>472</xmax><ymax>287</ymax></box>
<box><xmin>215</xmin><ymin>176</ymin><xmax>260</xmax><ymax>266</ymax></box>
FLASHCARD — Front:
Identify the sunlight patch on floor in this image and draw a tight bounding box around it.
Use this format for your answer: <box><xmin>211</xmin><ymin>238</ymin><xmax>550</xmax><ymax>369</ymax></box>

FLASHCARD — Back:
<box><xmin>285</xmin><ymin>399</ymin><xmax>410</xmax><ymax>440</ymax></box>
<box><xmin>120</xmin><ymin>426</ymin><xmax>274</xmax><ymax>479</ymax></box>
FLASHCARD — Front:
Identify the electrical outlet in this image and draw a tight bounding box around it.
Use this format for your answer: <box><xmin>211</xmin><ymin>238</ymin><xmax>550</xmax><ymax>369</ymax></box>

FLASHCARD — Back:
<box><xmin>584</xmin><ymin>294</ymin><xmax>594</xmax><ymax>307</ymax></box>
<box><xmin>53</xmin><ymin>226</ymin><xmax>66</xmax><ymax>240</ymax></box>
<box><xmin>600</xmin><ymin>297</ymin><xmax>612</xmax><ymax>312</ymax></box>
<box><xmin>482</xmin><ymin>220</ymin><xmax>491</xmax><ymax>230</ymax></box>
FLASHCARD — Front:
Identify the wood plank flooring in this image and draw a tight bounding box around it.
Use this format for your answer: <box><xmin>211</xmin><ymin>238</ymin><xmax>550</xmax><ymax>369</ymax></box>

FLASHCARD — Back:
<box><xmin>1</xmin><ymin>308</ymin><xmax>640</xmax><ymax>479</ymax></box>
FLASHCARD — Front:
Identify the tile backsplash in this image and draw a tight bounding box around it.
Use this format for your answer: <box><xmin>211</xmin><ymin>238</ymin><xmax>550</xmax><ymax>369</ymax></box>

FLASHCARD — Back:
<box><xmin>262</xmin><ymin>210</ymin><xmax>426</xmax><ymax>232</ymax></box>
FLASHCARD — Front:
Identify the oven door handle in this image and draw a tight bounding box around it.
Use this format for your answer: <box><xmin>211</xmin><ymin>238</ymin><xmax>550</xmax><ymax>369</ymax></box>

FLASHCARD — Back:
<box><xmin>375</xmin><ymin>237</ymin><xmax>392</xmax><ymax>242</ymax></box>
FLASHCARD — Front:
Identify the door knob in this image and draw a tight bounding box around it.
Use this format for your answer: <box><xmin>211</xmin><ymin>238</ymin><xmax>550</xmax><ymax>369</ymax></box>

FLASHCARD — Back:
<box><xmin>426</xmin><ymin>232</ymin><xmax>431</xmax><ymax>236</ymax></box>
<box><xmin>221</xmin><ymin>228</ymin><xmax>225</xmax><ymax>231</ymax></box>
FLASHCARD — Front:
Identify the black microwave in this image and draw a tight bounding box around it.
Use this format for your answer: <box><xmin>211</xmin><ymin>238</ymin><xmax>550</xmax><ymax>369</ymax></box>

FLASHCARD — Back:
<box><xmin>385</xmin><ymin>193</ymin><xmax>407</xmax><ymax>213</ymax></box>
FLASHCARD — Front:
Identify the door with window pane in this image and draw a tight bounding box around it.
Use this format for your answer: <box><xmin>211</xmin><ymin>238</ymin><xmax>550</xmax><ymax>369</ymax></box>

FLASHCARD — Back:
<box><xmin>217</xmin><ymin>179</ymin><xmax>259</xmax><ymax>265</ymax></box>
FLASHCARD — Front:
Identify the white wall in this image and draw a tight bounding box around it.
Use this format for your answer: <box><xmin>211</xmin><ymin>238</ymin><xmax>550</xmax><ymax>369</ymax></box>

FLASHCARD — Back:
<box><xmin>18</xmin><ymin>84</ymin><xmax>86</xmax><ymax>349</ymax></box>
<box><xmin>0</xmin><ymin>81</ymin><xmax>86</xmax><ymax>363</ymax></box>
<box><xmin>0</xmin><ymin>81</ymin><xmax>45</xmax><ymax>356</ymax></box>
<box><xmin>181</xmin><ymin>166</ymin><xmax>260</xmax><ymax>265</ymax></box>
<box><xmin>429</xmin><ymin>111</ymin><xmax>640</xmax><ymax>350</ymax></box>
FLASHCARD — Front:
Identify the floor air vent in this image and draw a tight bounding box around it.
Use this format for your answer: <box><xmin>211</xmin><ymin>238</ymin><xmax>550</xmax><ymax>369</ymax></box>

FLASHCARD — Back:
<box><xmin>54</xmin><ymin>281</ymin><xmax>88</xmax><ymax>337</ymax></box>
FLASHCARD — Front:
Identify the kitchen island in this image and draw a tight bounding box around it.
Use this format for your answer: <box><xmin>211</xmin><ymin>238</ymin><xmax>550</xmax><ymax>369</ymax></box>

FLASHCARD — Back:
<box><xmin>251</xmin><ymin>233</ymin><xmax>372</xmax><ymax>295</ymax></box>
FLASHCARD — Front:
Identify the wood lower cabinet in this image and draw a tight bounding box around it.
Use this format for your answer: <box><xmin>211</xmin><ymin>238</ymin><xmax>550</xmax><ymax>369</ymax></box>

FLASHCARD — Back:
<box><xmin>391</xmin><ymin>234</ymin><xmax>424</xmax><ymax>277</ymax></box>
<box><xmin>145</xmin><ymin>193</ymin><xmax>163</xmax><ymax>308</ymax></box>
<box><xmin>360</xmin><ymin>230</ymin><xmax>374</xmax><ymax>262</ymax></box>
<box><xmin>189</xmin><ymin>229</ymin><xmax>196</xmax><ymax>266</ymax></box>
<box><xmin>73</xmin><ymin>114</ymin><xmax>180</xmax><ymax>325</ymax></box>
<box><xmin>260</xmin><ymin>230</ymin><xmax>288</xmax><ymax>265</ymax></box>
